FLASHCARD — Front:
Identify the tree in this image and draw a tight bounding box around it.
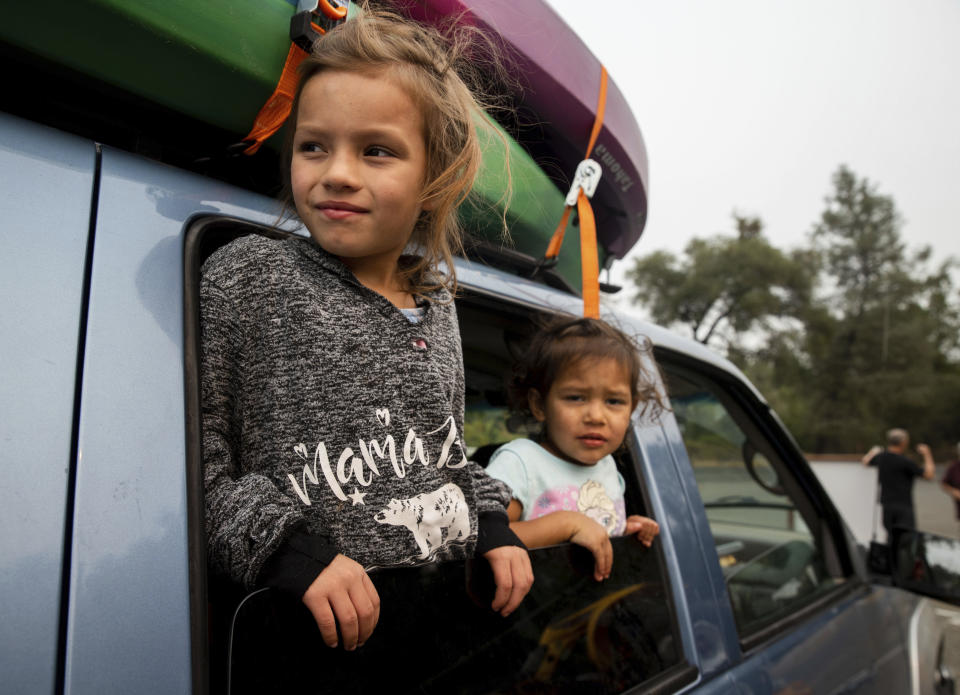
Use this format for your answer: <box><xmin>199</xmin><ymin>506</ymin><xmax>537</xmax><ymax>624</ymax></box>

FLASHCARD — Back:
<box><xmin>795</xmin><ymin>166</ymin><xmax>956</xmax><ymax>450</ymax></box>
<box><xmin>631</xmin><ymin>165</ymin><xmax>960</xmax><ymax>455</ymax></box>
<box><xmin>737</xmin><ymin>165</ymin><xmax>960</xmax><ymax>454</ymax></box>
<box><xmin>627</xmin><ymin>215</ymin><xmax>812</xmax><ymax>348</ymax></box>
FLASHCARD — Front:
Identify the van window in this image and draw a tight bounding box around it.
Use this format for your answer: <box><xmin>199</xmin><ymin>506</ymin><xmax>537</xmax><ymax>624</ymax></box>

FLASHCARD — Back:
<box><xmin>186</xmin><ymin>218</ymin><xmax>694</xmax><ymax>694</ymax></box>
<box><xmin>660</xmin><ymin>360</ymin><xmax>847</xmax><ymax>643</ymax></box>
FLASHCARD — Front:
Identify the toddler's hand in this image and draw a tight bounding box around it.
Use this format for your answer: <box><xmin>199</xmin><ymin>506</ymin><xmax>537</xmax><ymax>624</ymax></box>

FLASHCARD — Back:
<box><xmin>483</xmin><ymin>545</ymin><xmax>533</xmax><ymax>617</ymax></box>
<box><xmin>568</xmin><ymin>515</ymin><xmax>613</xmax><ymax>582</ymax></box>
<box><xmin>625</xmin><ymin>515</ymin><xmax>660</xmax><ymax>547</ymax></box>
<box><xmin>302</xmin><ymin>553</ymin><xmax>380</xmax><ymax>650</ymax></box>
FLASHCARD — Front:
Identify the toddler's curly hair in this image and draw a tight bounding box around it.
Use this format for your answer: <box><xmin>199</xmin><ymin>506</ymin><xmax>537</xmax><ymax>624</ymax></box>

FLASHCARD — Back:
<box><xmin>508</xmin><ymin>316</ymin><xmax>666</xmax><ymax>425</ymax></box>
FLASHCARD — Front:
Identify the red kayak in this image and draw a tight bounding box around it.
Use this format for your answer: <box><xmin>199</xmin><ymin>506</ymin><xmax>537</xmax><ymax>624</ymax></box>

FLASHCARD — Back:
<box><xmin>397</xmin><ymin>0</ymin><xmax>650</xmax><ymax>262</ymax></box>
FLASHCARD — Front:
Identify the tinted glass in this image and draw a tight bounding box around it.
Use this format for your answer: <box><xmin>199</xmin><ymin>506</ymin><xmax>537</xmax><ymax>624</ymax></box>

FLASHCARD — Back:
<box><xmin>664</xmin><ymin>366</ymin><xmax>842</xmax><ymax>639</ymax></box>
<box><xmin>892</xmin><ymin>530</ymin><xmax>960</xmax><ymax>604</ymax></box>
<box><xmin>221</xmin><ymin>539</ymin><xmax>678</xmax><ymax>694</ymax></box>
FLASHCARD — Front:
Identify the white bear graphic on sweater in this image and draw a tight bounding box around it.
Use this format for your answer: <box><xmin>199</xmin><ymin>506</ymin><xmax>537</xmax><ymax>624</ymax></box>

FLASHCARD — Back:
<box><xmin>374</xmin><ymin>483</ymin><xmax>470</xmax><ymax>559</ymax></box>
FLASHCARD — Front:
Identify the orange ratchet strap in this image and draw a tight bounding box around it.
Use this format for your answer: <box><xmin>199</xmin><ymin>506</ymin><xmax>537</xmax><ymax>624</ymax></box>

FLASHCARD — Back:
<box><xmin>540</xmin><ymin>65</ymin><xmax>608</xmax><ymax>319</ymax></box>
<box><xmin>241</xmin><ymin>0</ymin><xmax>348</xmax><ymax>155</ymax></box>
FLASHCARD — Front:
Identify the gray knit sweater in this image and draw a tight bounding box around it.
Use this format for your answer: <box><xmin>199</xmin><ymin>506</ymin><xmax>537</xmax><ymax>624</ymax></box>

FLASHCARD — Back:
<box><xmin>201</xmin><ymin>234</ymin><xmax>512</xmax><ymax>589</ymax></box>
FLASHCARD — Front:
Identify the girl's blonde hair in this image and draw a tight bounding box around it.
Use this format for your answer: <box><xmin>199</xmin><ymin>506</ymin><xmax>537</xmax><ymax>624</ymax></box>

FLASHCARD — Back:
<box><xmin>282</xmin><ymin>6</ymin><xmax>507</xmax><ymax>296</ymax></box>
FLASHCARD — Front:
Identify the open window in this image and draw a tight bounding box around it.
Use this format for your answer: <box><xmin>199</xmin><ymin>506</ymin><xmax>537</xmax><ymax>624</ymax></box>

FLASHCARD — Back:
<box><xmin>185</xmin><ymin>217</ymin><xmax>694</xmax><ymax>694</ymax></box>
<box><xmin>658</xmin><ymin>353</ymin><xmax>854</xmax><ymax>649</ymax></box>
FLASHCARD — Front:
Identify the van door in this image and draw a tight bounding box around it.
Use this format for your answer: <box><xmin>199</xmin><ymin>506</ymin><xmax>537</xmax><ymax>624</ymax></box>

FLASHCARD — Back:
<box><xmin>657</xmin><ymin>354</ymin><xmax>912</xmax><ymax>694</ymax></box>
<box><xmin>0</xmin><ymin>113</ymin><xmax>95</xmax><ymax>694</ymax></box>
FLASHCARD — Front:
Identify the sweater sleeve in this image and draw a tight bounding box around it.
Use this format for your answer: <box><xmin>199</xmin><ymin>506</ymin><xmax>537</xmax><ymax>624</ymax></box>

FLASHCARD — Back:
<box><xmin>256</xmin><ymin>527</ymin><xmax>340</xmax><ymax>598</ymax></box>
<box><xmin>201</xmin><ymin>276</ymin><xmax>308</xmax><ymax>589</ymax></box>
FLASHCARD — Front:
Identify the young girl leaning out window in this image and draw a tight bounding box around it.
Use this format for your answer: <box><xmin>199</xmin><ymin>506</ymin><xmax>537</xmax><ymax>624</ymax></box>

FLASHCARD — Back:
<box><xmin>200</xmin><ymin>8</ymin><xmax>532</xmax><ymax>653</ymax></box>
<box><xmin>486</xmin><ymin>317</ymin><xmax>665</xmax><ymax>582</ymax></box>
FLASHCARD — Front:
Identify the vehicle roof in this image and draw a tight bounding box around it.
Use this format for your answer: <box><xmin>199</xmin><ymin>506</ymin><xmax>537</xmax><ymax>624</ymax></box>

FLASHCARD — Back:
<box><xmin>453</xmin><ymin>254</ymin><xmax>767</xmax><ymax>404</ymax></box>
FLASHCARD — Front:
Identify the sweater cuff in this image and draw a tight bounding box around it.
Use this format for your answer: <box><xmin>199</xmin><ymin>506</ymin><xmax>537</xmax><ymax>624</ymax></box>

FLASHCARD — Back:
<box><xmin>474</xmin><ymin>510</ymin><xmax>526</xmax><ymax>556</ymax></box>
<box><xmin>256</xmin><ymin>528</ymin><xmax>340</xmax><ymax>599</ymax></box>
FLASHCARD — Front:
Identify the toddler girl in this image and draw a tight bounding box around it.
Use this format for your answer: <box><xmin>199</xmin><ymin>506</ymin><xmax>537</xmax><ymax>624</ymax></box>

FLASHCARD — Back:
<box><xmin>487</xmin><ymin>317</ymin><xmax>663</xmax><ymax>582</ymax></box>
<box><xmin>201</xmin><ymin>8</ymin><xmax>531</xmax><ymax>652</ymax></box>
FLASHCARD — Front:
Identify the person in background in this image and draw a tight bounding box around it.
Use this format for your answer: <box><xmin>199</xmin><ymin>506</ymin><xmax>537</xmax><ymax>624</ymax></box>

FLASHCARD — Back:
<box><xmin>940</xmin><ymin>443</ymin><xmax>960</xmax><ymax>532</ymax></box>
<box><xmin>862</xmin><ymin>428</ymin><xmax>935</xmax><ymax>537</ymax></box>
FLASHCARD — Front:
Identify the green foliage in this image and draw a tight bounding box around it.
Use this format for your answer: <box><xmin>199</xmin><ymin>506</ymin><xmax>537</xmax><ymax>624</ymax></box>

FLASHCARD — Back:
<box><xmin>628</xmin><ymin>215</ymin><xmax>812</xmax><ymax>347</ymax></box>
<box><xmin>462</xmin><ymin>406</ymin><xmax>535</xmax><ymax>453</ymax></box>
<box><xmin>795</xmin><ymin>166</ymin><xmax>960</xmax><ymax>452</ymax></box>
<box><xmin>462</xmin><ymin>408</ymin><xmax>513</xmax><ymax>453</ymax></box>
<box><xmin>629</xmin><ymin>165</ymin><xmax>960</xmax><ymax>454</ymax></box>
<box><xmin>672</xmin><ymin>399</ymin><xmax>745</xmax><ymax>464</ymax></box>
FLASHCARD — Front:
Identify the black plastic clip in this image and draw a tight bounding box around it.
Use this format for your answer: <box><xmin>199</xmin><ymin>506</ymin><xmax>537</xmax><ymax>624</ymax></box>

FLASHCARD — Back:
<box><xmin>529</xmin><ymin>255</ymin><xmax>560</xmax><ymax>279</ymax></box>
<box><xmin>290</xmin><ymin>1</ymin><xmax>348</xmax><ymax>53</ymax></box>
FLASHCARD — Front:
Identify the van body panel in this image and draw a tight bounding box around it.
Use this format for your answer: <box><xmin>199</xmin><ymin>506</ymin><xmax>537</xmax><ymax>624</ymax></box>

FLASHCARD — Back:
<box><xmin>723</xmin><ymin>586</ymin><xmax>910</xmax><ymax>694</ymax></box>
<box><xmin>61</xmin><ymin>150</ymin><xmax>280</xmax><ymax>693</ymax></box>
<box><xmin>0</xmin><ymin>114</ymin><xmax>94</xmax><ymax>695</ymax></box>
<box><xmin>64</xmin><ymin>149</ymin><xmax>195</xmax><ymax>694</ymax></box>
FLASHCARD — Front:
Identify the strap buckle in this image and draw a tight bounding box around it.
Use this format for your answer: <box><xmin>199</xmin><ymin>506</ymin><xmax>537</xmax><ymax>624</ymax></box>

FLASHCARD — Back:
<box><xmin>564</xmin><ymin>158</ymin><xmax>602</xmax><ymax>207</ymax></box>
<box><xmin>291</xmin><ymin>0</ymin><xmax>349</xmax><ymax>52</ymax></box>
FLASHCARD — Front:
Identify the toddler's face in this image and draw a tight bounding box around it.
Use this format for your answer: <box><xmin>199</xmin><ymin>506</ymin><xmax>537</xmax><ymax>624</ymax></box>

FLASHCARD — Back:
<box><xmin>530</xmin><ymin>357</ymin><xmax>633</xmax><ymax>466</ymax></box>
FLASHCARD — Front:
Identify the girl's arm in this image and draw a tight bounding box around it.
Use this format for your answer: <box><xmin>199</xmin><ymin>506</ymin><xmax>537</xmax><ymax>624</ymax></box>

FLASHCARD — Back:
<box><xmin>300</xmin><ymin>555</ymin><xmax>380</xmax><ymax>650</ymax></box>
<box><xmin>625</xmin><ymin>515</ymin><xmax>660</xmax><ymax>547</ymax></box>
<box><xmin>468</xmin><ymin>471</ymin><xmax>534</xmax><ymax>616</ymax></box>
<box><xmin>506</xmin><ymin>500</ymin><xmax>613</xmax><ymax>582</ymax></box>
<box><xmin>201</xmin><ymin>276</ymin><xmax>306</xmax><ymax>588</ymax></box>
<box><xmin>202</xmin><ymin>274</ymin><xmax>379</xmax><ymax>648</ymax></box>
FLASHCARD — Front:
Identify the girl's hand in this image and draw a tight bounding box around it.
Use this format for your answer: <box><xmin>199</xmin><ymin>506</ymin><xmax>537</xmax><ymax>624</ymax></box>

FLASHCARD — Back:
<box><xmin>301</xmin><ymin>554</ymin><xmax>380</xmax><ymax>650</ymax></box>
<box><xmin>625</xmin><ymin>515</ymin><xmax>660</xmax><ymax>547</ymax></box>
<box><xmin>483</xmin><ymin>545</ymin><xmax>534</xmax><ymax>617</ymax></box>
<box><xmin>568</xmin><ymin>516</ymin><xmax>613</xmax><ymax>582</ymax></box>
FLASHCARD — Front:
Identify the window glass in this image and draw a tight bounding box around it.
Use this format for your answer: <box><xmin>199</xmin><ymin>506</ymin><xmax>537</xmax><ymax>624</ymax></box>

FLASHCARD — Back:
<box><xmin>462</xmin><ymin>401</ymin><xmax>534</xmax><ymax>460</ymax></box>
<box><xmin>892</xmin><ymin>530</ymin><xmax>960</xmax><ymax>603</ymax></box>
<box><xmin>663</xmin><ymin>365</ymin><xmax>842</xmax><ymax>639</ymax></box>
<box><xmin>223</xmin><ymin>537</ymin><xmax>682</xmax><ymax>695</ymax></box>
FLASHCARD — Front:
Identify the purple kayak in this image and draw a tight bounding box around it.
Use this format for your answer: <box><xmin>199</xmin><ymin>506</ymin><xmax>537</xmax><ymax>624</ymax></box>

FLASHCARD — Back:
<box><xmin>397</xmin><ymin>0</ymin><xmax>649</xmax><ymax>261</ymax></box>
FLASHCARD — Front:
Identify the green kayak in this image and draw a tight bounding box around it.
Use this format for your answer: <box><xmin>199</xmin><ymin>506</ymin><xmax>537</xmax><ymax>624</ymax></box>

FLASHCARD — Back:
<box><xmin>1</xmin><ymin>0</ymin><xmax>587</xmax><ymax>286</ymax></box>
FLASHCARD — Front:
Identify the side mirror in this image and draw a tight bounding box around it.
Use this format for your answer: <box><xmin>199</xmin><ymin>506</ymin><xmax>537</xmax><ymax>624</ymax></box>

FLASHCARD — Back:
<box><xmin>890</xmin><ymin>529</ymin><xmax>960</xmax><ymax>606</ymax></box>
<box><xmin>742</xmin><ymin>440</ymin><xmax>784</xmax><ymax>495</ymax></box>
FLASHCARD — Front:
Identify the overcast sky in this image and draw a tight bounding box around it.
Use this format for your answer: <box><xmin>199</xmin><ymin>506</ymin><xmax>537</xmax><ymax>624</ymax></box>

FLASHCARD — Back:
<box><xmin>544</xmin><ymin>0</ymin><xmax>960</xmax><ymax>297</ymax></box>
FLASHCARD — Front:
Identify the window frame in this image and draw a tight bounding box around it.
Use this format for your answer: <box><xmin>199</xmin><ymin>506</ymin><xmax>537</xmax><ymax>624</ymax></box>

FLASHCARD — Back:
<box><xmin>654</xmin><ymin>347</ymin><xmax>863</xmax><ymax>653</ymax></box>
<box><xmin>184</xmin><ymin>215</ymin><xmax>295</xmax><ymax>695</ymax></box>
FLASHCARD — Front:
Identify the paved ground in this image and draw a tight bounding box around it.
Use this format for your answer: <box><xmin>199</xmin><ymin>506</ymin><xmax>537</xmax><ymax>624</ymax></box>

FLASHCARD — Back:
<box><xmin>811</xmin><ymin>461</ymin><xmax>959</xmax><ymax>545</ymax></box>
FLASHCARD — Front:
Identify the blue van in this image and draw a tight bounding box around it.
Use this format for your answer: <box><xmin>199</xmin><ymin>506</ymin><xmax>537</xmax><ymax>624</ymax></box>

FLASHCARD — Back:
<box><xmin>2</xmin><ymin>6</ymin><xmax>960</xmax><ymax>695</ymax></box>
